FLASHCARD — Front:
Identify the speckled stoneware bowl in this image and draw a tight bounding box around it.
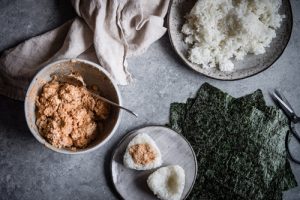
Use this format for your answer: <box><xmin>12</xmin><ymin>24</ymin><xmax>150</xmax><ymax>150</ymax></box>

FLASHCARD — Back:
<box><xmin>24</xmin><ymin>59</ymin><xmax>122</xmax><ymax>154</ymax></box>
<box><xmin>168</xmin><ymin>0</ymin><xmax>293</xmax><ymax>80</ymax></box>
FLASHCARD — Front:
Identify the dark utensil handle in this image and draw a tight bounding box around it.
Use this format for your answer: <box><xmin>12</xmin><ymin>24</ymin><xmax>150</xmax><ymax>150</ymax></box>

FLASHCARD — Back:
<box><xmin>286</xmin><ymin>130</ymin><xmax>300</xmax><ymax>165</ymax></box>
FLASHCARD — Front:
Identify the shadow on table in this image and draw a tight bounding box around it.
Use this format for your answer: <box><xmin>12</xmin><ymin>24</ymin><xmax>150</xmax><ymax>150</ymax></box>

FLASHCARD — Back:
<box><xmin>104</xmin><ymin>139</ymin><xmax>124</xmax><ymax>200</ymax></box>
<box><xmin>0</xmin><ymin>0</ymin><xmax>76</xmax><ymax>53</ymax></box>
<box><xmin>158</xmin><ymin>34</ymin><xmax>182</xmax><ymax>63</ymax></box>
<box><xmin>158</xmin><ymin>34</ymin><xmax>201</xmax><ymax>76</ymax></box>
<box><xmin>0</xmin><ymin>95</ymin><xmax>32</xmax><ymax>138</ymax></box>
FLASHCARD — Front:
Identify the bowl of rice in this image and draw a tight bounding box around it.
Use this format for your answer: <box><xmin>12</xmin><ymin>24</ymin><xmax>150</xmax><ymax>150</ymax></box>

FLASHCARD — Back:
<box><xmin>168</xmin><ymin>0</ymin><xmax>293</xmax><ymax>80</ymax></box>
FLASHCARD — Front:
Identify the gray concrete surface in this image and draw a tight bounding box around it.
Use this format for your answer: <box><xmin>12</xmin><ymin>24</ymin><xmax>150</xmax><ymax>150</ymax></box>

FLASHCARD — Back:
<box><xmin>0</xmin><ymin>0</ymin><xmax>300</xmax><ymax>200</ymax></box>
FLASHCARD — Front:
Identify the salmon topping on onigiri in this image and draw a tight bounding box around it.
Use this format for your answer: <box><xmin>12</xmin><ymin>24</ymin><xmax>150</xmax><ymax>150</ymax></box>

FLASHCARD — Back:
<box><xmin>123</xmin><ymin>133</ymin><xmax>162</xmax><ymax>170</ymax></box>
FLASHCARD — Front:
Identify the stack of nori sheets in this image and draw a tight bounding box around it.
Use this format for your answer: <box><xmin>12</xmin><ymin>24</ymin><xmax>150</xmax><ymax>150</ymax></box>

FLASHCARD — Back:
<box><xmin>169</xmin><ymin>83</ymin><xmax>296</xmax><ymax>200</ymax></box>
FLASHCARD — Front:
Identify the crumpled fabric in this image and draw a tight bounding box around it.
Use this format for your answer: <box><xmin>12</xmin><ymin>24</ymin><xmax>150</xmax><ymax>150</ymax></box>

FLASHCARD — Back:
<box><xmin>0</xmin><ymin>0</ymin><xmax>170</xmax><ymax>100</ymax></box>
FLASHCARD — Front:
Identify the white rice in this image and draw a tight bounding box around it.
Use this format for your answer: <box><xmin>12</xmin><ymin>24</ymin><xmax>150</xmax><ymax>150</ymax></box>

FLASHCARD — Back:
<box><xmin>182</xmin><ymin>0</ymin><xmax>284</xmax><ymax>71</ymax></box>
<box><xmin>123</xmin><ymin>133</ymin><xmax>162</xmax><ymax>170</ymax></box>
<box><xmin>147</xmin><ymin>165</ymin><xmax>185</xmax><ymax>200</ymax></box>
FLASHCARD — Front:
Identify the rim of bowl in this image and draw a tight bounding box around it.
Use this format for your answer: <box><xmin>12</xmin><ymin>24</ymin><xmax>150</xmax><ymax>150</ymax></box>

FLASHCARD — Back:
<box><xmin>24</xmin><ymin>58</ymin><xmax>122</xmax><ymax>154</ymax></box>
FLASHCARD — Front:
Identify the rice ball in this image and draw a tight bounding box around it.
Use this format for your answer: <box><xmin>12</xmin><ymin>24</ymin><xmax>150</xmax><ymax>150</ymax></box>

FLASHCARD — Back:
<box><xmin>147</xmin><ymin>165</ymin><xmax>185</xmax><ymax>200</ymax></box>
<box><xmin>123</xmin><ymin>133</ymin><xmax>162</xmax><ymax>170</ymax></box>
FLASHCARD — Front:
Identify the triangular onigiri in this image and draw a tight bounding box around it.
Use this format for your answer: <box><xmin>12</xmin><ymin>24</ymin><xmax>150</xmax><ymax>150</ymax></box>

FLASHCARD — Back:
<box><xmin>147</xmin><ymin>165</ymin><xmax>185</xmax><ymax>200</ymax></box>
<box><xmin>123</xmin><ymin>133</ymin><xmax>162</xmax><ymax>170</ymax></box>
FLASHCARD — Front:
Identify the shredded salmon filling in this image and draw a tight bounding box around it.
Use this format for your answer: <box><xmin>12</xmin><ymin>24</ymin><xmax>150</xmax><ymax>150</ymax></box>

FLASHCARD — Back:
<box><xmin>35</xmin><ymin>76</ymin><xmax>110</xmax><ymax>150</ymax></box>
<box><xmin>129</xmin><ymin>144</ymin><xmax>156</xmax><ymax>165</ymax></box>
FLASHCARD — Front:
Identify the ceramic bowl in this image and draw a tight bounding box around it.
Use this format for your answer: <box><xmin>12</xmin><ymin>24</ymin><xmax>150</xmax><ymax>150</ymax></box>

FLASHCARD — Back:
<box><xmin>168</xmin><ymin>0</ymin><xmax>293</xmax><ymax>80</ymax></box>
<box><xmin>24</xmin><ymin>59</ymin><xmax>122</xmax><ymax>154</ymax></box>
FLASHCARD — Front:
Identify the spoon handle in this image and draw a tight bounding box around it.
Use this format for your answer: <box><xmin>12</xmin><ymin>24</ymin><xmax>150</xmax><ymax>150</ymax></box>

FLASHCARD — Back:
<box><xmin>57</xmin><ymin>74</ymin><xmax>138</xmax><ymax>117</ymax></box>
<box><xmin>92</xmin><ymin>93</ymin><xmax>138</xmax><ymax>117</ymax></box>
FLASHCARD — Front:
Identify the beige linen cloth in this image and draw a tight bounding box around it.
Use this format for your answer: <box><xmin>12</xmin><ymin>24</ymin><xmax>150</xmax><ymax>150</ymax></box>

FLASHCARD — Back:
<box><xmin>0</xmin><ymin>0</ymin><xmax>170</xmax><ymax>100</ymax></box>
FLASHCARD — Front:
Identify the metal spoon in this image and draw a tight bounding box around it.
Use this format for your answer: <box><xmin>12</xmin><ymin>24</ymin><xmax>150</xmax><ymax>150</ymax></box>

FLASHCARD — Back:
<box><xmin>55</xmin><ymin>74</ymin><xmax>138</xmax><ymax>117</ymax></box>
<box><xmin>90</xmin><ymin>92</ymin><xmax>138</xmax><ymax>117</ymax></box>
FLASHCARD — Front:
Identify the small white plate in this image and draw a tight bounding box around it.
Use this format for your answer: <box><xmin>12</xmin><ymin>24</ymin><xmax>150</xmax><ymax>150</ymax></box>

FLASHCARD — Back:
<box><xmin>111</xmin><ymin>126</ymin><xmax>197</xmax><ymax>200</ymax></box>
<box><xmin>167</xmin><ymin>0</ymin><xmax>293</xmax><ymax>80</ymax></box>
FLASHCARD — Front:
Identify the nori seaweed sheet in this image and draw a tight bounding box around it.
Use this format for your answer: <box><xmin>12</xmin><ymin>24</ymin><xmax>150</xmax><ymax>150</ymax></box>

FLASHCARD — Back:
<box><xmin>169</xmin><ymin>83</ymin><xmax>296</xmax><ymax>200</ymax></box>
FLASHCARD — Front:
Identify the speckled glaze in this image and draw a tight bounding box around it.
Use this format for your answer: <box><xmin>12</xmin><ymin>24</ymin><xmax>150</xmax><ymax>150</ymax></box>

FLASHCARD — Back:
<box><xmin>24</xmin><ymin>59</ymin><xmax>122</xmax><ymax>154</ymax></box>
<box><xmin>111</xmin><ymin>126</ymin><xmax>197</xmax><ymax>200</ymax></box>
<box><xmin>168</xmin><ymin>0</ymin><xmax>293</xmax><ymax>80</ymax></box>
